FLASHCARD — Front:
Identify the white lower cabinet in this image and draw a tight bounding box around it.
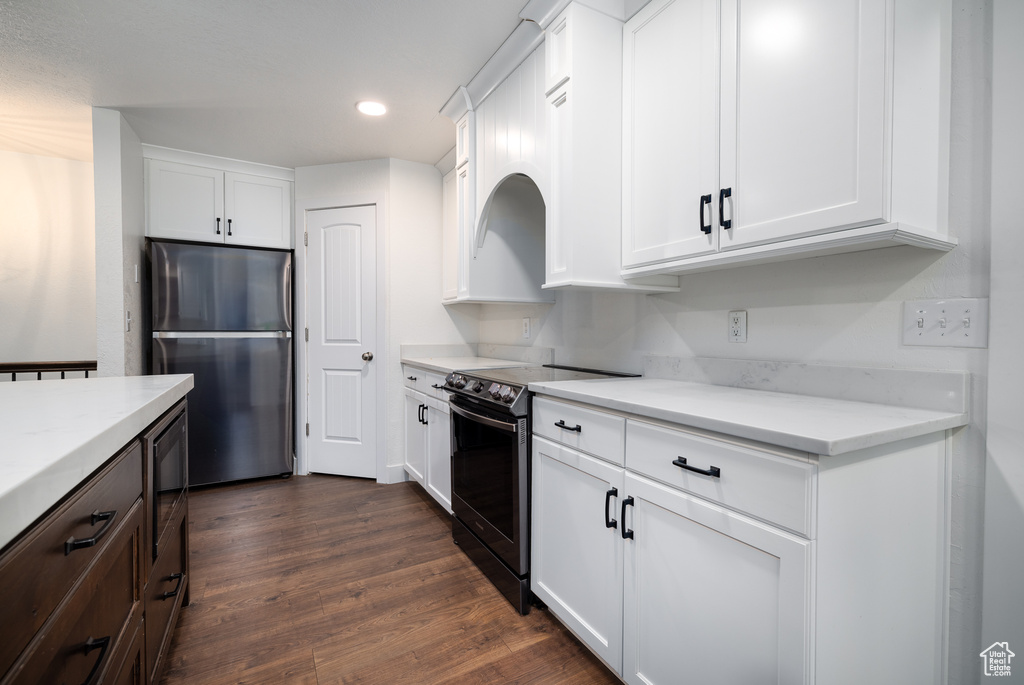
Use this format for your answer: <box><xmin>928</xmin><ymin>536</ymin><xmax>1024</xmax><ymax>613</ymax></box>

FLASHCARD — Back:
<box><xmin>532</xmin><ymin>394</ymin><xmax>950</xmax><ymax>685</ymax></box>
<box><xmin>403</xmin><ymin>384</ymin><xmax>452</xmax><ymax>514</ymax></box>
<box><xmin>622</xmin><ymin>472</ymin><xmax>811</xmax><ymax>685</ymax></box>
<box><xmin>532</xmin><ymin>435</ymin><xmax>625</xmax><ymax>671</ymax></box>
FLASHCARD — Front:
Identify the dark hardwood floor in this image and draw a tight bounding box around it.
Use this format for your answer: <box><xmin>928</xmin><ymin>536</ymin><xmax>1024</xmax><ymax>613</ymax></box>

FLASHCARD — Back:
<box><xmin>159</xmin><ymin>474</ymin><xmax>621</xmax><ymax>684</ymax></box>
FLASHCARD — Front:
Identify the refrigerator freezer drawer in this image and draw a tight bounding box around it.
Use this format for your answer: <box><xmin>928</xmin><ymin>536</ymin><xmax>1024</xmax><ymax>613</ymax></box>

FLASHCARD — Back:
<box><xmin>152</xmin><ymin>336</ymin><xmax>293</xmax><ymax>486</ymax></box>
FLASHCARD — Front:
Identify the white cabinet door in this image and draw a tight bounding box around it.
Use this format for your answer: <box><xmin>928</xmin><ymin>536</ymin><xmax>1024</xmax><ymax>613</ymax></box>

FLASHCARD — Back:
<box><xmin>532</xmin><ymin>436</ymin><xmax>625</xmax><ymax>673</ymax></box>
<box><xmin>622</xmin><ymin>473</ymin><xmax>812</xmax><ymax>685</ymax></box>
<box><xmin>441</xmin><ymin>168</ymin><xmax>459</xmax><ymax>302</ymax></box>
<box><xmin>622</xmin><ymin>0</ymin><xmax>720</xmax><ymax>268</ymax></box>
<box><xmin>404</xmin><ymin>390</ymin><xmax>427</xmax><ymax>487</ymax></box>
<box><xmin>425</xmin><ymin>399</ymin><xmax>452</xmax><ymax>513</ymax></box>
<box><xmin>146</xmin><ymin>160</ymin><xmax>225</xmax><ymax>243</ymax></box>
<box><xmin>224</xmin><ymin>172</ymin><xmax>292</xmax><ymax>249</ymax></box>
<box><xmin>719</xmin><ymin>0</ymin><xmax>887</xmax><ymax>251</ymax></box>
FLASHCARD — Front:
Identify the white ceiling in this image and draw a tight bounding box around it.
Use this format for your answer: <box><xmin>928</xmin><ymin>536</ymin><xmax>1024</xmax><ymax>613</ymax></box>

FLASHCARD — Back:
<box><xmin>0</xmin><ymin>0</ymin><xmax>528</xmax><ymax>168</ymax></box>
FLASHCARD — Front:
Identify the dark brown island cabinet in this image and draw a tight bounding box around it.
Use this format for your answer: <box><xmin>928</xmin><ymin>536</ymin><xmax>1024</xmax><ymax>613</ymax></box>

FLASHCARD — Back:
<box><xmin>0</xmin><ymin>400</ymin><xmax>190</xmax><ymax>685</ymax></box>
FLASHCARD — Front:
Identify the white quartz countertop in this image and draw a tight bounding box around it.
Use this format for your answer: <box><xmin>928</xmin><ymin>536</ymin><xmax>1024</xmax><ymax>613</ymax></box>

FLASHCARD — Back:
<box><xmin>401</xmin><ymin>356</ymin><xmax>533</xmax><ymax>375</ymax></box>
<box><xmin>0</xmin><ymin>374</ymin><xmax>193</xmax><ymax>550</ymax></box>
<box><xmin>528</xmin><ymin>377</ymin><xmax>968</xmax><ymax>456</ymax></box>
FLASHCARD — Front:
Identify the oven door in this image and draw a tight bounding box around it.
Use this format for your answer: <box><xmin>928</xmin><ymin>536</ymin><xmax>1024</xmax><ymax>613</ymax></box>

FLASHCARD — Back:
<box><xmin>449</xmin><ymin>397</ymin><xmax>529</xmax><ymax>576</ymax></box>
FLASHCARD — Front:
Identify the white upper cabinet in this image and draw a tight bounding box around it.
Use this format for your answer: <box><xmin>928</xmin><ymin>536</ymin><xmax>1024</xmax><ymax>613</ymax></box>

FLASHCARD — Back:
<box><xmin>622</xmin><ymin>0</ymin><xmax>955</xmax><ymax>277</ymax></box>
<box><xmin>223</xmin><ymin>172</ymin><xmax>292</xmax><ymax>249</ymax></box>
<box><xmin>146</xmin><ymin>160</ymin><xmax>225</xmax><ymax>243</ymax></box>
<box><xmin>545</xmin><ymin>1</ymin><xmax>679</xmax><ymax>293</ymax></box>
<box><xmin>146</xmin><ymin>157</ymin><xmax>293</xmax><ymax>250</ymax></box>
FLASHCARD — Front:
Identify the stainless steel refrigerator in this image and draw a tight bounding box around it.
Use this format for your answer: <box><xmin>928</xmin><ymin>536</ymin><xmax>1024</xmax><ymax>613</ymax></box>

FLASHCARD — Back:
<box><xmin>149</xmin><ymin>239</ymin><xmax>293</xmax><ymax>486</ymax></box>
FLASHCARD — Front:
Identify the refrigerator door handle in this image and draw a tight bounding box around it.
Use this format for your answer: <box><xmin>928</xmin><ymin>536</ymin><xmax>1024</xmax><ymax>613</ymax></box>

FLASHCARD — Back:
<box><xmin>153</xmin><ymin>331</ymin><xmax>293</xmax><ymax>339</ymax></box>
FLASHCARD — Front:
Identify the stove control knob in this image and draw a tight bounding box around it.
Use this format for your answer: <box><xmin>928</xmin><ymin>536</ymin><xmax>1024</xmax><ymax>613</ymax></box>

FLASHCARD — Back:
<box><xmin>500</xmin><ymin>387</ymin><xmax>516</xmax><ymax>403</ymax></box>
<box><xmin>445</xmin><ymin>373</ymin><xmax>456</xmax><ymax>387</ymax></box>
<box><xmin>489</xmin><ymin>383</ymin><xmax>502</xmax><ymax>399</ymax></box>
<box><xmin>453</xmin><ymin>375</ymin><xmax>468</xmax><ymax>389</ymax></box>
<box><xmin>472</xmin><ymin>381</ymin><xmax>485</xmax><ymax>393</ymax></box>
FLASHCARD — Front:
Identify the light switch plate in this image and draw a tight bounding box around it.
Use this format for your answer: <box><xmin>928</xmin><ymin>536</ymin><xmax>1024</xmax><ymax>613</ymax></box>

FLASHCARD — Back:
<box><xmin>902</xmin><ymin>298</ymin><xmax>988</xmax><ymax>348</ymax></box>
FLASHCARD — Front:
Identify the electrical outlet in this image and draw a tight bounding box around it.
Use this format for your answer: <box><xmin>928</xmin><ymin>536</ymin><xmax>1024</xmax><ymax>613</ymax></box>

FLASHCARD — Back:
<box><xmin>902</xmin><ymin>298</ymin><xmax>988</xmax><ymax>348</ymax></box>
<box><xmin>125</xmin><ymin>310</ymin><xmax>132</xmax><ymax>333</ymax></box>
<box><xmin>522</xmin><ymin>317</ymin><xmax>531</xmax><ymax>339</ymax></box>
<box><xmin>728</xmin><ymin>310</ymin><xmax>747</xmax><ymax>343</ymax></box>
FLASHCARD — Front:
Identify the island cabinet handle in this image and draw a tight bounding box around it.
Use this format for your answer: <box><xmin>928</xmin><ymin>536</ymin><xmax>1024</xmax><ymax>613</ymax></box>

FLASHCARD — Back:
<box><xmin>79</xmin><ymin>635</ymin><xmax>111</xmax><ymax>685</ymax></box>
<box><xmin>64</xmin><ymin>510</ymin><xmax>117</xmax><ymax>555</ymax></box>
<box><xmin>554</xmin><ymin>420</ymin><xmax>582</xmax><ymax>433</ymax></box>
<box><xmin>604</xmin><ymin>487</ymin><xmax>618</xmax><ymax>529</ymax></box>
<box><xmin>621</xmin><ymin>497</ymin><xmax>635</xmax><ymax>540</ymax></box>
<box><xmin>672</xmin><ymin>457</ymin><xmax>721</xmax><ymax>479</ymax></box>
<box><xmin>161</xmin><ymin>572</ymin><xmax>185</xmax><ymax>600</ymax></box>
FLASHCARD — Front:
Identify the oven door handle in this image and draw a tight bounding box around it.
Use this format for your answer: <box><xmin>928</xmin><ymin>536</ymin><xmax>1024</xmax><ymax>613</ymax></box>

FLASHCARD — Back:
<box><xmin>450</xmin><ymin>402</ymin><xmax>517</xmax><ymax>433</ymax></box>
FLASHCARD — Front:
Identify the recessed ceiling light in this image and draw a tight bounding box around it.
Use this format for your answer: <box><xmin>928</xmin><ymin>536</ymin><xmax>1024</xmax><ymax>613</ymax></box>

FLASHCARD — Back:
<box><xmin>356</xmin><ymin>101</ymin><xmax>387</xmax><ymax>116</ymax></box>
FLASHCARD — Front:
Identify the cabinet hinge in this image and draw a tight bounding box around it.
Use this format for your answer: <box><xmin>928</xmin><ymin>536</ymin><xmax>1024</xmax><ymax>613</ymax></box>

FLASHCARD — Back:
<box><xmin>304</xmin><ymin>327</ymin><xmax>309</xmax><ymax>342</ymax></box>
<box><xmin>304</xmin><ymin>232</ymin><xmax>308</xmax><ymax>246</ymax></box>
<box><xmin>305</xmin><ymin>422</ymin><xmax>309</xmax><ymax>437</ymax></box>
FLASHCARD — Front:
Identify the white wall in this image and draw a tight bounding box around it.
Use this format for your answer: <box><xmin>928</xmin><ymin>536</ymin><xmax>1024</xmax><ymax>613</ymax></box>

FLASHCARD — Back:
<box><xmin>474</xmin><ymin>1</ymin><xmax>992</xmax><ymax>680</ymax></box>
<box><xmin>294</xmin><ymin>158</ymin><xmax>474</xmax><ymax>481</ymax></box>
<box><xmin>92</xmin><ymin>107</ymin><xmax>145</xmax><ymax>377</ymax></box>
<box><xmin>0</xmin><ymin>150</ymin><xmax>95</xmax><ymax>363</ymax></box>
<box><xmin>982</xmin><ymin>0</ymin><xmax>1024</xmax><ymax>670</ymax></box>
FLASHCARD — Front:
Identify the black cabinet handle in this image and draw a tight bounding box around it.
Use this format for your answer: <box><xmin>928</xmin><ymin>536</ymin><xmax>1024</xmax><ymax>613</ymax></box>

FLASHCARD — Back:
<box><xmin>65</xmin><ymin>510</ymin><xmax>117</xmax><ymax>555</ymax></box>
<box><xmin>421</xmin><ymin>404</ymin><xmax>428</xmax><ymax>426</ymax></box>
<box><xmin>554</xmin><ymin>420</ymin><xmax>582</xmax><ymax>433</ymax></box>
<box><xmin>407</xmin><ymin>375</ymin><xmax>417</xmax><ymax>381</ymax></box>
<box><xmin>719</xmin><ymin>187</ymin><xmax>732</xmax><ymax>229</ymax></box>
<box><xmin>605</xmin><ymin>487</ymin><xmax>618</xmax><ymax>529</ymax></box>
<box><xmin>161</xmin><ymin>572</ymin><xmax>185</xmax><ymax>600</ymax></box>
<box><xmin>417</xmin><ymin>404</ymin><xmax>425</xmax><ymax>424</ymax></box>
<box><xmin>699</xmin><ymin>194</ymin><xmax>712</xmax><ymax>234</ymax></box>
<box><xmin>79</xmin><ymin>635</ymin><xmax>111</xmax><ymax>685</ymax></box>
<box><xmin>431</xmin><ymin>384</ymin><xmax>445</xmax><ymax>390</ymax></box>
<box><xmin>620</xmin><ymin>497</ymin><xmax>634</xmax><ymax>539</ymax></box>
<box><xmin>672</xmin><ymin>457</ymin><xmax>721</xmax><ymax>478</ymax></box>
<box><xmin>227</xmin><ymin>218</ymin><xmax>233</xmax><ymax>236</ymax></box>
<box><xmin>216</xmin><ymin>217</ymin><xmax>221</xmax><ymax>235</ymax></box>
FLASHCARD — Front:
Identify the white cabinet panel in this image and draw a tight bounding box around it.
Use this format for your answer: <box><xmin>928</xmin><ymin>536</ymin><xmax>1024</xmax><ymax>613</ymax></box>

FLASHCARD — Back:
<box><xmin>425</xmin><ymin>399</ymin><xmax>452</xmax><ymax>513</ymax></box>
<box><xmin>224</xmin><ymin>172</ymin><xmax>292</xmax><ymax>249</ymax></box>
<box><xmin>404</xmin><ymin>389</ymin><xmax>426</xmax><ymax>487</ymax></box>
<box><xmin>532</xmin><ymin>436</ymin><xmax>625</xmax><ymax>672</ymax></box>
<box><xmin>719</xmin><ymin>0</ymin><xmax>886</xmax><ymax>250</ymax></box>
<box><xmin>146</xmin><ymin>160</ymin><xmax>224</xmax><ymax>243</ymax></box>
<box><xmin>622</xmin><ymin>473</ymin><xmax>812</xmax><ymax>685</ymax></box>
<box><xmin>622</xmin><ymin>0</ymin><xmax>720</xmax><ymax>267</ymax></box>
<box><xmin>441</xmin><ymin>167</ymin><xmax>459</xmax><ymax>302</ymax></box>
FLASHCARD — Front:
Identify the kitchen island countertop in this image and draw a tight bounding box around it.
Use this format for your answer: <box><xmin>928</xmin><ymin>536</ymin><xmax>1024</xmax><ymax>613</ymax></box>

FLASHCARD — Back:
<box><xmin>529</xmin><ymin>376</ymin><xmax>968</xmax><ymax>456</ymax></box>
<box><xmin>0</xmin><ymin>374</ymin><xmax>193</xmax><ymax>549</ymax></box>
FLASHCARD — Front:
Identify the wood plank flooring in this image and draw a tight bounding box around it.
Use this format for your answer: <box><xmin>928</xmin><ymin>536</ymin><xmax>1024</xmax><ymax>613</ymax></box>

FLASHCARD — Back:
<box><xmin>159</xmin><ymin>475</ymin><xmax>621</xmax><ymax>684</ymax></box>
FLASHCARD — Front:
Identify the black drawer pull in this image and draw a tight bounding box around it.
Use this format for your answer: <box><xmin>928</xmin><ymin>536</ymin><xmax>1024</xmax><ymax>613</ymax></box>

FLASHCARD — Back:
<box><xmin>64</xmin><ymin>510</ymin><xmax>117</xmax><ymax>555</ymax></box>
<box><xmin>216</xmin><ymin>217</ymin><xmax>221</xmax><ymax>235</ymax></box>
<box><xmin>161</xmin><ymin>572</ymin><xmax>185</xmax><ymax>600</ymax></box>
<box><xmin>621</xmin><ymin>496</ymin><xmax>634</xmax><ymax>540</ymax></box>
<box><xmin>604</xmin><ymin>487</ymin><xmax>618</xmax><ymax>529</ymax></box>
<box><xmin>554</xmin><ymin>420</ymin><xmax>582</xmax><ymax>432</ymax></box>
<box><xmin>719</xmin><ymin>187</ymin><xmax>732</xmax><ymax>229</ymax></box>
<box><xmin>407</xmin><ymin>375</ymin><xmax>417</xmax><ymax>381</ymax></box>
<box><xmin>672</xmin><ymin>457</ymin><xmax>721</xmax><ymax>478</ymax></box>
<box><xmin>431</xmin><ymin>383</ymin><xmax>445</xmax><ymax>390</ymax></box>
<box><xmin>699</xmin><ymin>193</ymin><xmax>712</xmax><ymax>234</ymax></box>
<box><xmin>227</xmin><ymin>218</ymin><xmax>233</xmax><ymax>236</ymax></box>
<box><xmin>79</xmin><ymin>635</ymin><xmax>111</xmax><ymax>685</ymax></box>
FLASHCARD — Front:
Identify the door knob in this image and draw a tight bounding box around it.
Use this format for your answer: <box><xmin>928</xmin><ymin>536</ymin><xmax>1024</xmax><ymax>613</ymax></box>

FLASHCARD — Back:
<box><xmin>362</xmin><ymin>352</ymin><xmax>374</xmax><ymax>361</ymax></box>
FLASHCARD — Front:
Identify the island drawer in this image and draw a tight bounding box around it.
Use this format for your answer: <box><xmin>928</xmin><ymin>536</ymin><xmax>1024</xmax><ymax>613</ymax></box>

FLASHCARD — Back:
<box><xmin>3</xmin><ymin>497</ymin><xmax>143</xmax><ymax>685</ymax></box>
<box><xmin>533</xmin><ymin>397</ymin><xmax>625</xmax><ymax>466</ymax></box>
<box><xmin>0</xmin><ymin>439</ymin><xmax>143</xmax><ymax>675</ymax></box>
<box><xmin>145</xmin><ymin>504</ymin><xmax>188</xmax><ymax>684</ymax></box>
<box><xmin>625</xmin><ymin>420</ymin><xmax>815</xmax><ymax>536</ymax></box>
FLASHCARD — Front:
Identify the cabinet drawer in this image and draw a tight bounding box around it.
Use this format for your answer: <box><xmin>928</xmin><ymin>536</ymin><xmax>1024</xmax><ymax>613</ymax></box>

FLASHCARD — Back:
<box><xmin>625</xmin><ymin>420</ymin><xmax>815</xmax><ymax>536</ymax></box>
<box><xmin>4</xmin><ymin>498</ymin><xmax>143</xmax><ymax>685</ymax></box>
<box><xmin>533</xmin><ymin>397</ymin><xmax>625</xmax><ymax>466</ymax></box>
<box><xmin>402</xmin><ymin>365</ymin><xmax>444</xmax><ymax>396</ymax></box>
<box><xmin>146</xmin><ymin>506</ymin><xmax>188</xmax><ymax>685</ymax></box>
<box><xmin>0</xmin><ymin>440</ymin><xmax>143</xmax><ymax>675</ymax></box>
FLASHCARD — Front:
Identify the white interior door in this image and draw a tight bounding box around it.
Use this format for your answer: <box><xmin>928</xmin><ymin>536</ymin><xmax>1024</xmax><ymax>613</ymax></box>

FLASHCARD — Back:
<box><xmin>306</xmin><ymin>205</ymin><xmax>377</xmax><ymax>478</ymax></box>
